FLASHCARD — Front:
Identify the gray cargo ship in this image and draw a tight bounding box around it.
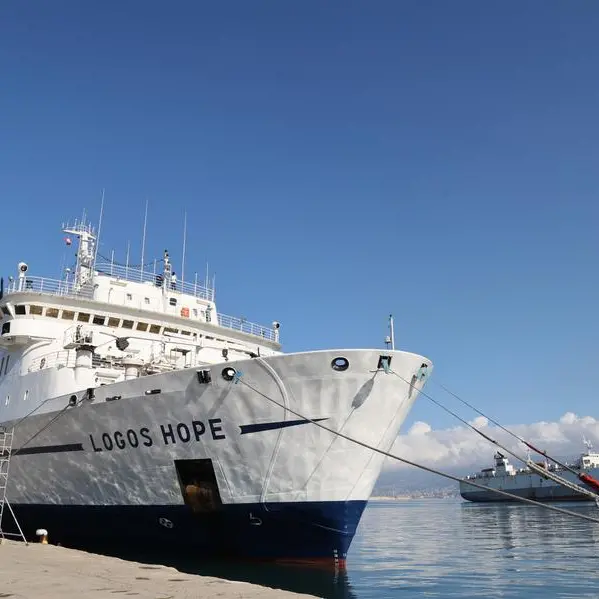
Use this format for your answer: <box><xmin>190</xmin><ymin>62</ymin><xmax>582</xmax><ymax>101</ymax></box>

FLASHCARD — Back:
<box><xmin>460</xmin><ymin>442</ymin><xmax>599</xmax><ymax>502</ymax></box>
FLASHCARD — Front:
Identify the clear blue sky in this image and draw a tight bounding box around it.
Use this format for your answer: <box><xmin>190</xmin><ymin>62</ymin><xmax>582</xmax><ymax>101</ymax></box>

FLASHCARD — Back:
<box><xmin>1</xmin><ymin>1</ymin><xmax>598</xmax><ymax>431</ymax></box>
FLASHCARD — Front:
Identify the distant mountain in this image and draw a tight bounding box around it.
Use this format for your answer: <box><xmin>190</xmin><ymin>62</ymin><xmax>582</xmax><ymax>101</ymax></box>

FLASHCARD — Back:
<box><xmin>373</xmin><ymin>464</ymin><xmax>468</xmax><ymax>496</ymax></box>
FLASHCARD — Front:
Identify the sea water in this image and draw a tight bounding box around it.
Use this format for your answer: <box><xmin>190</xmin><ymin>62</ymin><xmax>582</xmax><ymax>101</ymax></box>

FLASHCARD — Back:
<box><xmin>88</xmin><ymin>499</ymin><xmax>599</xmax><ymax>598</ymax></box>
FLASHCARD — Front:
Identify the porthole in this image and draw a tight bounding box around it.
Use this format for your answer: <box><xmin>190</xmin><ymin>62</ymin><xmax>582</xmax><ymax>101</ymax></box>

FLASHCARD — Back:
<box><xmin>331</xmin><ymin>357</ymin><xmax>349</xmax><ymax>372</ymax></box>
<box><xmin>222</xmin><ymin>367</ymin><xmax>237</xmax><ymax>381</ymax></box>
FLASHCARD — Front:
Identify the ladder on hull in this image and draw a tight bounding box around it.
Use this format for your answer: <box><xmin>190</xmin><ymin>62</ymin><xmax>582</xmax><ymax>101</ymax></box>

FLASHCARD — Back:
<box><xmin>0</xmin><ymin>426</ymin><xmax>27</xmax><ymax>544</ymax></box>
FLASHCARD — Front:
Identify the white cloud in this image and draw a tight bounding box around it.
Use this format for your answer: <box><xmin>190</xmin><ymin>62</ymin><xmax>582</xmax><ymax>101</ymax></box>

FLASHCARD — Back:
<box><xmin>468</xmin><ymin>415</ymin><xmax>488</xmax><ymax>428</ymax></box>
<box><xmin>385</xmin><ymin>412</ymin><xmax>599</xmax><ymax>474</ymax></box>
<box><xmin>407</xmin><ymin>421</ymin><xmax>432</xmax><ymax>435</ymax></box>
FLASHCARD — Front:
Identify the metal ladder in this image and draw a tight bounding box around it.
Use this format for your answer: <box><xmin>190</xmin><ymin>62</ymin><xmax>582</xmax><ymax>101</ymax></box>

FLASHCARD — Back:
<box><xmin>0</xmin><ymin>426</ymin><xmax>27</xmax><ymax>544</ymax></box>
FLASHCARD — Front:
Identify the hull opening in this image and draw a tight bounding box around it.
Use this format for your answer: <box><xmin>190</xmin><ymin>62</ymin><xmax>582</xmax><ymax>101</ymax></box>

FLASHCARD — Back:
<box><xmin>175</xmin><ymin>458</ymin><xmax>223</xmax><ymax>513</ymax></box>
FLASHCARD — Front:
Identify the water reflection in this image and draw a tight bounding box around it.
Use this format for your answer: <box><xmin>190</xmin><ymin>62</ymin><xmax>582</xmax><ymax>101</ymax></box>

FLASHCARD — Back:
<box><xmin>65</xmin><ymin>540</ymin><xmax>356</xmax><ymax>598</ymax></box>
<box><xmin>348</xmin><ymin>499</ymin><xmax>599</xmax><ymax>598</ymax></box>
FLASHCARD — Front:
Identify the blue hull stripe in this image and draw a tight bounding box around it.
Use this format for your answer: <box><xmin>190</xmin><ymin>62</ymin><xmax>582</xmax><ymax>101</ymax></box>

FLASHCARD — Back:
<box><xmin>11</xmin><ymin>443</ymin><xmax>85</xmax><ymax>457</ymax></box>
<box><xmin>6</xmin><ymin>500</ymin><xmax>367</xmax><ymax>562</ymax></box>
<box><xmin>239</xmin><ymin>418</ymin><xmax>328</xmax><ymax>435</ymax></box>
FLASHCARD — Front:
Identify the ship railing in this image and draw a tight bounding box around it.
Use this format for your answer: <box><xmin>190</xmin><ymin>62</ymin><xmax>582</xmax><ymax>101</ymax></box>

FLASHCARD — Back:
<box><xmin>28</xmin><ymin>351</ymin><xmax>76</xmax><ymax>373</ymax></box>
<box><xmin>94</xmin><ymin>261</ymin><xmax>214</xmax><ymax>302</ymax></box>
<box><xmin>216</xmin><ymin>313</ymin><xmax>277</xmax><ymax>342</ymax></box>
<box><xmin>5</xmin><ymin>276</ymin><xmax>94</xmax><ymax>299</ymax></box>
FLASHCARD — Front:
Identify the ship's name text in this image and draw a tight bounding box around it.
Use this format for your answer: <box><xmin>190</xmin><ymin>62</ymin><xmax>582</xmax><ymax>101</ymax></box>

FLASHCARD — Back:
<box><xmin>89</xmin><ymin>418</ymin><xmax>226</xmax><ymax>452</ymax></box>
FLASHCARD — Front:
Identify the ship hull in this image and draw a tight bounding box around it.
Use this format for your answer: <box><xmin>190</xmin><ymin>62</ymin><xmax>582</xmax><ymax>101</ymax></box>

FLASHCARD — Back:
<box><xmin>5</xmin><ymin>500</ymin><xmax>366</xmax><ymax>567</ymax></box>
<box><xmin>460</xmin><ymin>488</ymin><xmax>592</xmax><ymax>503</ymax></box>
<box><xmin>1</xmin><ymin>348</ymin><xmax>431</xmax><ymax>566</ymax></box>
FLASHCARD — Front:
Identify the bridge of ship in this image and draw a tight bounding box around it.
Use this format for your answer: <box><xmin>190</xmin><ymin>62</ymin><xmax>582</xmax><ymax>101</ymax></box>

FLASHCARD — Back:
<box><xmin>3</xmin><ymin>262</ymin><xmax>278</xmax><ymax>343</ymax></box>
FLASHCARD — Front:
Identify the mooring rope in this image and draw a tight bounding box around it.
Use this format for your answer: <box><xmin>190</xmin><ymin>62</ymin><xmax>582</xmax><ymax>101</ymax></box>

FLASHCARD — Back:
<box><xmin>237</xmin><ymin>376</ymin><xmax>599</xmax><ymax>525</ymax></box>
<box><xmin>430</xmin><ymin>378</ymin><xmax>583</xmax><ymax>477</ymax></box>
<box><xmin>389</xmin><ymin>371</ymin><xmax>599</xmax><ymax>501</ymax></box>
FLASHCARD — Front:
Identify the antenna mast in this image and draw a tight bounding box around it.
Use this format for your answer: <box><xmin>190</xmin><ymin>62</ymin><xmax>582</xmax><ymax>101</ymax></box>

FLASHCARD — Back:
<box><xmin>389</xmin><ymin>314</ymin><xmax>395</xmax><ymax>350</ymax></box>
<box><xmin>93</xmin><ymin>188</ymin><xmax>105</xmax><ymax>271</ymax></box>
<box><xmin>140</xmin><ymin>199</ymin><xmax>148</xmax><ymax>280</ymax></box>
<box><xmin>181</xmin><ymin>210</ymin><xmax>187</xmax><ymax>286</ymax></box>
<box><xmin>125</xmin><ymin>241</ymin><xmax>130</xmax><ymax>278</ymax></box>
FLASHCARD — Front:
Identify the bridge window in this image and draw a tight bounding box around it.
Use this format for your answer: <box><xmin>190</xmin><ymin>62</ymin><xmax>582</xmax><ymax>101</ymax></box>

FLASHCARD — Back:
<box><xmin>136</xmin><ymin>322</ymin><xmax>148</xmax><ymax>332</ymax></box>
<box><xmin>149</xmin><ymin>324</ymin><xmax>161</xmax><ymax>334</ymax></box>
<box><xmin>93</xmin><ymin>315</ymin><xmax>106</xmax><ymax>326</ymax></box>
<box><xmin>1</xmin><ymin>322</ymin><xmax>9</xmax><ymax>335</ymax></box>
<box><xmin>169</xmin><ymin>298</ymin><xmax>177</xmax><ymax>306</ymax></box>
<box><xmin>122</xmin><ymin>320</ymin><xmax>134</xmax><ymax>330</ymax></box>
<box><xmin>46</xmin><ymin>308</ymin><xmax>59</xmax><ymax>318</ymax></box>
<box><xmin>108</xmin><ymin>317</ymin><xmax>120</xmax><ymax>327</ymax></box>
<box><xmin>62</xmin><ymin>310</ymin><xmax>75</xmax><ymax>320</ymax></box>
<box><xmin>164</xmin><ymin>327</ymin><xmax>178</xmax><ymax>334</ymax></box>
<box><xmin>30</xmin><ymin>305</ymin><xmax>43</xmax><ymax>315</ymax></box>
<box><xmin>77</xmin><ymin>312</ymin><xmax>91</xmax><ymax>322</ymax></box>
<box><xmin>181</xmin><ymin>330</ymin><xmax>191</xmax><ymax>336</ymax></box>
<box><xmin>15</xmin><ymin>305</ymin><xmax>26</xmax><ymax>315</ymax></box>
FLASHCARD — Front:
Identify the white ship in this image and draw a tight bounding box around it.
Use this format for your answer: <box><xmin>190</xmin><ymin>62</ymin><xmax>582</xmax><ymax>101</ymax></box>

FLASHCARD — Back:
<box><xmin>0</xmin><ymin>216</ymin><xmax>432</xmax><ymax>568</ymax></box>
<box><xmin>460</xmin><ymin>442</ymin><xmax>599</xmax><ymax>503</ymax></box>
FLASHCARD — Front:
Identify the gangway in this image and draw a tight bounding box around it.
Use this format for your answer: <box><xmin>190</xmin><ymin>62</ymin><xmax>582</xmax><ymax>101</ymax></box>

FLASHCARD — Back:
<box><xmin>0</xmin><ymin>426</ymin><xmax>27</xmax><ymax>544</ymax></box>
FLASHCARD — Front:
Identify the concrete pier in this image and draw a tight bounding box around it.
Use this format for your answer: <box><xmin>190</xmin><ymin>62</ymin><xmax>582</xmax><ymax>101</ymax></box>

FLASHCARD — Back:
<box><xmin>0</xmin><ymin>541</ymin><xmax>316</xmax><ymax>598</ymax></box>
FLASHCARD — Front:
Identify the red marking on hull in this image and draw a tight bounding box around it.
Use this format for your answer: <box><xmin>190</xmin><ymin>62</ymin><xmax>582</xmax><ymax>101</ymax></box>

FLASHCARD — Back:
<box><xmin>273</xmin><ymin>556</ymin><xmax>346</xmax><ymax>570</ymax></box>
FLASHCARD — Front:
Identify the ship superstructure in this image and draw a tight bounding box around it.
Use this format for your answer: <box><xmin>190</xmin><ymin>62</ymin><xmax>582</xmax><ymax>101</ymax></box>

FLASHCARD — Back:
<box><xmin>0</xmin><ymin>215</ymin><xmax>432</xmax><ymax>567</ymax></box>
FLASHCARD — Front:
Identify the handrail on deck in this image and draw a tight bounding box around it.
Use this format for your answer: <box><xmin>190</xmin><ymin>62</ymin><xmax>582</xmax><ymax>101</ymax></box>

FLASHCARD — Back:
<box><xmin>94</xmin><ymin>261</ymin><xmax>214</xmax><ymax>301</ymax></box>
<box><xmin>216</xmin><ymin>313</ymin><xmax>277</xmax><ymax>342</ymax></box>
<box><xmin>3</xmin><ymin>271</ymin><xmax>279</xmax><ymax>344</ymax></box>
<box><xmin>4</xmin><ymin>276</ymin><xmax>94</xmax><ymax>299</ymax></box>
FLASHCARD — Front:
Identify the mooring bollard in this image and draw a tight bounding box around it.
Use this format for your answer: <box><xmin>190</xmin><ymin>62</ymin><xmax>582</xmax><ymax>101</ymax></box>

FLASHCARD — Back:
<box><xmin>35</xmin><ymin>528</ymin><xmax>48</xmax><ymax>544</ymax></box>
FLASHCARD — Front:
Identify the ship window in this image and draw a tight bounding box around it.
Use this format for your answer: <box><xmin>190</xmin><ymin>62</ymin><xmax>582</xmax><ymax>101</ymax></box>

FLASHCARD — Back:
<box><xmin>107</xmin><ymin>317</ymin><xmax>120</xmax><ymax>327</ymax></box>
<box><xmin>181</xmin><ymin>330</ymin><xmax>191</xmax><ymax>336</ymax></box>
<box><xmin>149</xmin><ymin>324</ymin><xmax>161</xmax><ymax>334</ymax></box>
<box><xmin>136</xmin><ymin>322</ymin><xmax>148</xmax><ymax>332</ymax></box>
<box><xmin>62</xmin><ymin>310</ymin><xmax>75</xmax><ymax>320</ymax></box>
<box><xmin>1</xmin><ymin>307</ymin><xmax>8</xmax><ymax>316</ymax></box>
<box><xmin>144</xmin><ymin>297</ymin><xmax>150</xmax><ymax>304</ymax></box>
<box><xmin>15</xmin><ymin>305</ymin><xmax>26</xmax><ymax>315</ymax></box>
<box><xmin>192</xmin><ymin>309</ymin><xmax>198</xmax><ymax>317</ymax></box>
<box><xmin>169</xmin><ymin>298</ymin><xmax>177</xmax><ymax>306</ymax></box>
<box><xmin>77</xmin><ymin>312</ymin><xmax>91</xmax><ymax>322</ymax></box>
<box><xmin>46</xmin><ymin>308</ymin><xmax>59</xmax><ymax>318</ymax></box>
<box><xmin>126</xmin><ymin>293</ymin><xmax>133</xmax><ymax>301</ymax></box>
<box><xmin>23</xmin><ymin>390</ymin><xmax>28</xmax><ymax>401</ymax></box>
<box><xmin>1</xmin><ymin>322</ymin><xmax>10</xmax><ymax>335</ymax></box>
<box><xmin>5</xmin><ymin>395</ymin><xmax>9</xmax><ymax>406</ymax></box>
<box><xmin>30</xmin><ymin>305</ymin><xmax>43</xmax><ymax>315</ymax></box>
<box><xmin>0</xmin><ymin>357</ymin><xmax>4</xmax><ymax>374</ymax></box>
<box><xmin>164</xmin><ymin>327</ymin><xmax>178</xmax><ymax>334</ymax></box>
<box><xmin>122</xmin><ymin>319</ymin><xmax>134</xmax><ymax>329</ymax></box>
<box><xmin>4</xmin><ymin>356</ymin><xmax>9</xmax><ymax>374</ymax></box>
<box><xmin>205</xmin><ymin>335</ymin><xmax>214</xmax><ymax>340</ymax></box>
<box><xmin>93</xmin><ymin>315</ymin><xmax>106</xmax><ymax>326</ymax></box>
